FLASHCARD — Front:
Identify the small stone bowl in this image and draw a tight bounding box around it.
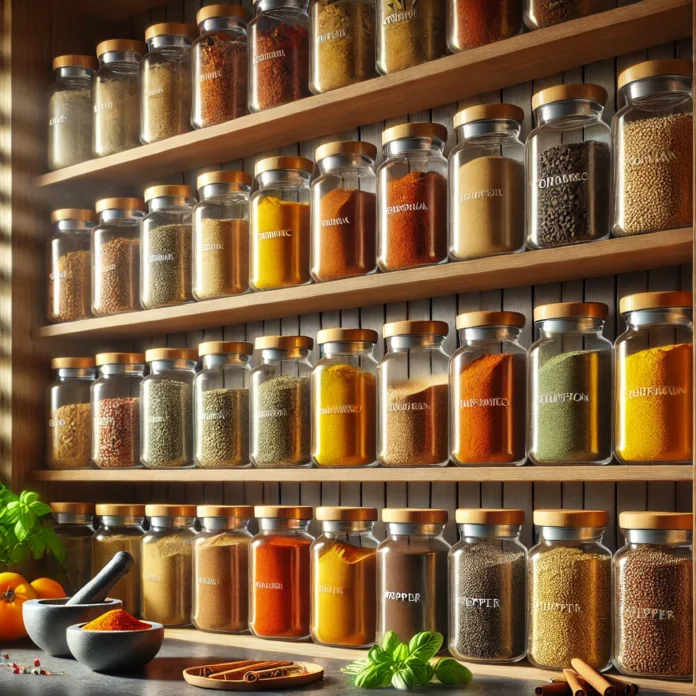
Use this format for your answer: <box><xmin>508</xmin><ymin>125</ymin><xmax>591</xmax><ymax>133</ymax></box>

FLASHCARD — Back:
<box><xmin>66</xmin><ymin>620</ymin><xmax>164</xmax><ymax>673</ymax></box>
<box><xmin>23</xmin><ymin>597</ymin><xmax>122</xmax><ymax>658</ymax></box>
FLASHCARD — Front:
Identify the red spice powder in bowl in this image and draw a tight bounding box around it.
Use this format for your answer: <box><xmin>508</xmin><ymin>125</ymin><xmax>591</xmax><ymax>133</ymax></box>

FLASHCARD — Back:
<box><xmin>82</xmin><ymin>608</ymin><xmax>150</xmax><ymax>632</ymax></box>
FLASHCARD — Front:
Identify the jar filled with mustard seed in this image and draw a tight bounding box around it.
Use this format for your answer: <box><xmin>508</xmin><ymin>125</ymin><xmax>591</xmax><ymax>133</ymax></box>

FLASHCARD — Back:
<box><xmin>613</xmin><ymin>59</ymin><xmax>693</xmax><ymax>238</ymax></box>
<box><xmin>48</xmin><ymin>357</ymin><xmax>96</xmax><ymax>471</ymax></box>
<box><xmin>51</xmin><ymin>502</ymin><xmax>95</xmax><ymax>596</ymax></box>
<box><xmin>48</xmin><ymin>55</ymin><xmax>97</xmax><ymax>171</ymax></box>
<box><xmin>449</xmin><ymin>508</ymin><xmax>527</xmax><ymax>664</ymax></box>
<box><xmin>250</xmin><ymin>336</ymin><xmax>313</xmax><ymax>468</ymax></box>
<box><xmin>91</xmin><ymin>353</ymin><xmax>144</xmax><ymax>470</ymax></box>
<box><xmin>378</xmin><ymin>123</ymin><xmax>448</xmax><ymax>272</ymax></box>
<box><xmin>141</xmin><ymin>348</ymin><xmax>198</xmax><ymax>469</ymax></box>
<box><xmin>48</xmin><ymin>208</ymin><xmax>97</xmax><ymax>324</ymax></box>
<box><xmin>92</xmin><ymin>504</ymin><xmax>145</xmax><ymax>616</ymax></box>
<box><xmin>311</xmin><ymin>507</ymin><xmax>378</xmax><ymax>648</ymax></box>
<box><xmin>250</xmin><ymin>157</ymin><xmax>312</xmax><ymax>291</ymax></box>
<box><xmin>193</xmin><ymin>505</ymin><xmax>254</xmax><ymax>634</ymax></box>
<box><xmin>195</xmin><ymin>341</ymin><xmax>253</xmax><ymax>469</ymax></box>
<box><xmin>312</xmin><ymin>328</ymin><xmax>378</xmax><ymax>468</ymax></box>
<box><xmin>450</xmin><ymin>311</ymin><xmax>527</xmax><ymax>466</ymax></box>
<box><xmin>526</xmin><ymin>84</ymin><xmax>611</xmax><ymax>250</ymax></box>
<box><xmin>193</xmin><ymin>170</ymin><xmax>252</xmax><ymax>300</ymax></box>
<box><xmin>141</xmin><ymin>23</ymin><xmax>196</xmax><ymax>145</ymax></box>
<box><xmin>93</xmin><ymin>40</ymin><xmax>144</xmax><ymax>157</ymax></box>
<box><xmin>614</xmin><ymin>511</ymin><xmax>693</xmax><ymax>681</ymax></box>
<box><xmin>523</xmin><ymin>0</ymin><xmax>613</xmax><ymax>30</ymax></box>
<box><xmin>250</xmin><ymin>505</ymin><xmax>314</xmax><ymax>640</ymax></box>
<box><xmin>378</xmin><ymin>321</ymin><xmax>450</xmax><ymax>467</ymax></box>
<box><xmin>141</xmin><ymin>504</ymin><xmax>197</xmax><ymax>627</ymax></box>
<box><xmin>92</xmin><ymin>197</ymin><xmax>145</xmax><ymax>316</ymax></box>
<box><xmin>311</xmin><ymin>141</ymin><xmax>377</xmax><ymax>282</ymax></box>
<box><xmin>447</xmin><ymin>0</ymin><xmax>522</xmax><ymax>53</ymax></box>
<box><xmin>141</xmin><ymin>185</ymin><xmax>195</xmax><ymax>309</ymax></box>
<box><xmin>528</xmin><ymin>509</ymin><xmax>611</xmax><ymax>672</ymax></box>
<box><xmin>528</xmin><ymin>302</ymin><xmax>612</xmax><ymax>466</ymax></box>
<box><xmin>614</xmin><ymin>291</ymin><xmax>693</xmax><ymax>465</ymax></box>
<box><xmin>449</xmin><ymin>104</ymin><xmax>525</xmax><ymax>260</ymax></box>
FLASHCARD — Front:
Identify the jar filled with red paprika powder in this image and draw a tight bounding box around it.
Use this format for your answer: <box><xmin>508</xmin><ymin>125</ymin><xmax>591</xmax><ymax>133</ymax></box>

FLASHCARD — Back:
<box><xmin>249</xmin><ymin>505</ymin><xmax>314</xmax><ymax>640</ymax></box>
<box><xmin>192</xmin><ymin>4</ymin><xmax>249</xmax><ymax>129</ymax></box>
<box><xmin>249</xmin><ymin>0</ymin><xmax>310</xmax><ymax>112</ymax></box>
<box><xmin>377</xmin><ymin>123</ymin><xmax>448</xmax><ymax>272</ymax></box>
<box><xmin>311</xmin><ymin>140</ymin><xmax>377</xmax><ymax>282</ymax></box>
<box><xmin>448</xmin><ymin>0</ymin><xmax>522</xmax><ymax>53</ymax></box>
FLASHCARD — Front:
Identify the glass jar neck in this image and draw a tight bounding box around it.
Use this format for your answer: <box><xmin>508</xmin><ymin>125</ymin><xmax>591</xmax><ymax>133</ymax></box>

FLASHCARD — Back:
<box><xmin>321</xmin><ymin>341</ymin><xmax>375</xmax><ymax>358</ymax></box>
<box><xmin>260</xmin><ymin>347</ymin><xmax>311</xmax><ymax>362</ymax></box>
<box><xmin>386</xmin><ymin>334</ymin><xmax>445</xmax><ymax>351</ymax></box>
<box><xmin>201</xmin><ymin>517</ymin><xmax>251</xmax><ymax>532</ymax></box>
<box><xmin>54</xmin><ymin>514</ymin><xmax>93</xmax><ymax>526</ymax></box>
<box><xmin>99</xmin><ymin>51</ymin><xmax>141</xmax><ymax>67</ymax></box>
<box><xmin>255</xmin><ymin>0</ymin><xmax>307</xmax><ymax>14</ymax></box>
<box><xmin>535</xmin><ymin>99</ymin><xmax>604</xmax><ymax>128</ymax></box>
<box><xmin>53</xmin><ymin>221</ymin><xmax>95</xmax><ymax>235</ymax></box>
<box><xmin>147</xmin><ymin>36</ymin><xmax>192</xmax><ymax>51</ymax></box>
<box><xmin>99</xmin><ymin>364</ymin><xmax>146</xmax><ymax>377</ymax></box>
<box><xmin>202</xmin><ymin>354</ymin><xmax>251</xmax><ymax>369</ymax></box>
<box><xmin>387</xmin><ymin>522</ymin><xmax>445</xmax><ymax>537</ymax></box>
<box><xmin>625</xmin><ymin>308</ymin><xmax>692</xmax><ymax>329</ymax></box>
<box><xmin>537</xmin><ymin>317</ymin><xmax>605</xmax><ymax>337</ymax></box>
<box><xmin>539</xmin><ymin>526</ymin><xmax>605</xmax><ymax>542</ymax></box>
<box><xmin>147</xmin><ymin>196</ymin><xmax>195</xmax><ymax>213</ymax></box>
<box><xmin>56</xmin><ymin>66</ymin><xmax>94</xmax><ymax>82</ymax></box>
<box><xmin>459</xmin><ymin>326</ymin><xmax>522</xmax><ymax>343</ymax></box>
<box><xmin>149</xmin><ymin>516</ymin><xmax>196</xmax><ymax>530</ymax></box>
<box><xmin>321</xmin><ymin>521</ymin><xmax>375</xmax><ymax>535</ymax></box>
<box><xmin>385</xmin><ymin>138</ymin><xmax>445</xmax><ymax>157</ymax></box>
<box><xmin>625</xmin><ymin>529</ymin><xmax>692</xmax><ymax>546</ymax></box>
<box><xmin>200</xmin><ymin>184</ymin><xmax>251</xmax><ymax>201</ymax></box>
<box><xmin>456</xmin><ymin>119</ymin><xmax>521</xmax><ymax>144</ymax></box>
<box><xmin>257</xmin><ymin>170</ymin><xmax>311</xmax><ymax>190</ymax></box>
<box><xmin>99</xmin><ymin>209</ymin><xmax>146</xmax><ymax>224</ymax></box>
<box><xmin>200</xmin><ymin>17</ymin><xmax>248</xmax><ymax>34</ymax></box>
<box><xmin>56</xmin><ymin>368</ymin><xmax>97</xmax><ymax>380</ymax></box>
<box><xmin>99</xmin><ymin>516</ymin><xmax>145</xmax><ymax>528</ymax></box>
<box><xmin>624</xmin><ymin>76</ymin><xmax>692</xmax><ymax>105</ymax></box>
<box><xmin>258</xmin><ymin>518</ymin><xmax>311</xmax><ymax>533</ymax></box>
<box><xmin>318</xmin><ymin>154</ymin><xmax>375</xmax><ymax>176</ymax></box>
<box><xmin>459</xmin><ymin>524</ymin><xmax>522</xmax><ymax>540</ymax></box>
<box><xmin>148</xmin><ymin>359</ymin><xmax>197</xmax><ymax>374</ymax></box>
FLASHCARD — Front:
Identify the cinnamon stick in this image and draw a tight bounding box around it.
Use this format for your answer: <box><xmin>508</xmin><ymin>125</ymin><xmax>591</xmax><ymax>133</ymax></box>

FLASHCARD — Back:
<box><xmin>563</xmin><ymin>669</ymin><xmax>588</xmax><ymax>696</ymax></box>
<box><xmin>198</xmin><ymin>660</ymin><xmax>261</xmax><ymax>677</ymax></box>
<box><xmin>210</xmin><ymin>661</ymin><xmax>294</xmax><ymax>681</ymax></box>
<box><xmin>535</xmin><ymin>684</ymin><xmax>572</xmax><ymax>695</ymax></box>
<box><xmin>243</xmin><ymin>665</ymin><xmax>306</xmax><ymax>682</ymax></box>
<box><xmin>603</xmin><ymin>674</ymin><xmax>637</xmax><ymax>695</ymax></box>
<box><xmin>570</xmin><ymin>659</ymin><xmax>615</xmax><ymax>696</ymax></box>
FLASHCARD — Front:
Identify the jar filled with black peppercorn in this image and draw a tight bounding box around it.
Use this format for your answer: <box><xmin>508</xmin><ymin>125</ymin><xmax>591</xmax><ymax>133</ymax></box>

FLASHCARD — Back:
<box><xmin>524</xmin><ymin>0</ymin><xmax>613</xmax><ymax>30</ymax></box>
<box><xmin>526</xmin><ymin>84</ymin><xmax>611</xmax><ymax>250</ymax></box>
<box><xmin>249</xmin><ymin>0</ymin><xmax>310</xmax><ymax>112</ymax></box>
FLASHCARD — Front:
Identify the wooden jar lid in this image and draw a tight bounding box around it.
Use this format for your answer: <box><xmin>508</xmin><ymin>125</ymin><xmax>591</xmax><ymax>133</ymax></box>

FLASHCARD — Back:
<box><xmin>95</xmin><ymin>352</ymin><xmax>145</xmax><ymax>365</ymax></box>
<box><xmin>315</xmin><ymin>141</ymin><xmax>378</xmax><ymax>162</ymax></box>
<box><xmin>454</xmin><ymin>103</ymin><xmax>524</xmax><ymax>128</ymax></box>
<box><xmin>382</xmin><ymin>122</ymin><xmax>448</xmax><ymax>146</ymax></box>
<box><xmin>619</xmin><ymin>511</ymin><xmax>693</xmax><ymax>530</ymax></box>
<box><xmin>254</xmin><ymin>335</ymin><xmax>314</xmax><ymax>351</ymax></box>
<box><xmin>534</xmin><ymin>509</ymin><xmax>608</xmax><ymax>528</ymax></box>
<box><xmin>456</xmin><ymin>311</ymin><xmax>525</xmax><ymax>330</ymax></box>
<box><xmin>383</xmin><ymin>320</ymin><xmax>449</xmax><ymax>339</ymax></box>
<box><xmin>382</xmin><ymin>508</ymin><xmax>448</xmax><ymax>524</ymax></box>
<box><xmin>316</xmin><ymin>507</ymin><xmax>378</xmax><ymax>521</ymax></box>
<box><xmin>456</xmin><ymin>508</ymin><xmax>525</xmax><ymax>525</ymax></box>
<box><xmin>317</xmin><ymin>328</ymin><xmax>378</xmax><ymax>345</ymax></box>
<box><xmin>619</xmin><ymin>291</ymin><xmax>692</xmax><ymax>314</ymax></box>
<box><xmin>145</xmin><ymin>504</ymin><xmax>197</xmax><ymax>517</ymax></box>
<box><xmin>198</xmin><ymin>341</ymin><xmax>253</xmax><ymax>357</ymax></box>
<box><xmin>254</xmin><ymin>505</ymin><xmax>314</xmax><ymax>520</ymax></box>
<box><xmin>197</xmin><ymin>505</ymin><xmax>255</xmax><ymax>518</ymax></box>
<box><xmin>51</xmin><ymin>502</ymin><xmax>95</xmax><ymax>514</ymax></box>
<box><xmin>534</xmin><ymin>302</ymin><xmax>608</xmax><ymax>322</ymax></box>
<box><xmin>96</xmin><ymin>504</ymin><xmax>146</xmax><ymax>516</ymax></box>
<box><xmin>619</xmin><ymin>59</ymin><xmax>693</xmax><ymax>89</ymax></box>
<box><xmin>532</xmin><ymin>83</ymin><xmax>607</xmax><ymax>111</ymax></box>
<box><xmin>51</xmin><ymin>357</ymin><xmax>96</xmax><ymax>369</ymax></box>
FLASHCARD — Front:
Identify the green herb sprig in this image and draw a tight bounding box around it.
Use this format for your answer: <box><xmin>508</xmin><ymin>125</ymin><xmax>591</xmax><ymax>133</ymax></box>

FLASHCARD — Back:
<box><xmin>341</xmin><ymin>631</ymin><xmax>473</xmax><ymax>690</ymax></box>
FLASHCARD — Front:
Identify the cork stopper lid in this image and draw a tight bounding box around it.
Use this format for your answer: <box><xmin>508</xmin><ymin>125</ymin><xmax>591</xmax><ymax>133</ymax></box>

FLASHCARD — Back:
<box><xmin>456</xmin><ymin>311</ymin><xmax>526</xmax><ymax>330</ymax></box>
<box><xmin>382</xmin><ymin>508</ymin><xmax>448</xmax><ymax>524</ymax></box>
<box><xmin>197</xmin><ymin>170</ymin><xmax>253</xmax><ymax>190</ymax></box>
<box><xmin>145</xmin><ymin>23</ymin><xmax>198</xmax><ymax>41</ymax></box>
<box><xmin>618</xmin><ymin>59</ymin><xmax>693</xmax><ymax>89</ymax></box>
<box><xmin>456</xmin><ymin>508</ymin><xmax>525</xmax><ymax>525</ymax></box>
<box><xmin>95</xmin><ymin>198</ymin><xmax>147</xmax><ymax>214</ymax></box>
<box><xmin>198</xmin><ymin>341</ymin><xmax>253</xmax><ymax>357</ymax></box>
<box><xmin>316</xmin><ymin>507</ymin><xmax>378</xmax><ymax>522</ymax></box>
<box><xmin>51</xmin><ymin>502</ymin><xmax>95</xmax><ymax>515</ymax></box>
<box><xmin>144</xmin><ymin>185</ymin><xmax>192</xmax><ymax>202</ymax></box>
<box><xmin>95</xmin><ymin>352</ymin><xmax>145</xmax><ymax>366</ymax></box>
<box><xmin>255</xmin><ymin>157</ymin><xmax>314</xmax><ymax>176</ymax></box>
<box><xmin>534</xmin><ymin>509</ymin><xmax>608</xmax><ymax>528</ymax></box>
<box><xmin>197</xmin><ymin>4</ymin><xmax>250</xmax><ymax>23</ymax></box>
<box><xmin>96</xmin><ymin>40</ymin><xmax>146</xmax><ymax>58</ymax></box>
<box><xmin>383</xmin><ymin>320</ymin><xmax>449</xmax><ymax>339</ymax></box>
<box><xmin>53</xmin><ymin>55</ymin><xmax>98</xmax><ymax>71</ymax></box>
<box><xmin>51</xmin><ymin>357</ymin><xmax>96</xmax><ymax>369</ymax></box>
<box><xmin>145</xmin><ymin>504</ymin><xmax>197</xmax><ymax>517</ymax></box>
<box><xmin>96</xmin><ymin>504</ymin><xmax>146</xmax><ymax>516</ymax></box>
<box><xmin>145</xmin><ymin>348</ymin><xmax>198</xmax><ymax>362</ymax></box>
<box><xmin>50</xmin><ymin>209</ymin><xmax>97</xmax><ymax>223</ymax></box>
<box><xmin>315</xmin><ymin>141</ymin><xmax>378</xmax><ymax>162</ymax></box>
<box><xmin>254</xmin><ymin>505</ymin><xmax>314</xmax><ymax>520</ymax></box>
<box><xmin>619</xmin><ymin>511</ymin><xmax>693</xmax><ymax>531</ymax></box>
<box><xmin>197</xmin><ymin>505</ymin><xmax>255</xmax><ymax>518</ymax></box>
<box><xmin>317</xmin><ymin>328</ymin><xmax>378</xmax><ymax>345</ymax></box>
<box><xmin>534</xmin><ymin>302</ymin><xmax>608</xmax><ymax>322</ymax></box>
<box><xmin>254</xmin><ymin>335</ymin><xmax>314</xmax><ymax>351</ymax></box>
<box><xmin>453</xmin><ymin>103</ymin><xmax>524</xmax><ymax>128</ymax></box>
<box><xmin>532</xmin><ymin>84</ymin><xmax>608</xmax><ymax>111</ymax></box>
<box><xmin>619</xmin><ymin>291</ymin><xmax>692</xmax><ymax>314</ymax></box>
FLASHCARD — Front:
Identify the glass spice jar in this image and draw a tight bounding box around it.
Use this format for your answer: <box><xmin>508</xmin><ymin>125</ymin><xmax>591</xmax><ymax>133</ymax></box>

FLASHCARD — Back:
<box><xmin>141</xmin><ymin>23</ymin><xmax>196</xmax><ymax>145</ymax></box>
<box><xmin>249</xmin><ymin>0</ymin><xmax>310</xmax><ymax>112</ymax></box>
<box><xmin>378</xmin><ymin>123</ymin><xmax>448</xmax><ymax>272</ymax></box>
<box><xmin>92</xmin><ymin>504</ymin><xmax>145</xmax><ymax>616</ymax></box>
<box><xmin>48</xmin><ymin>55</ymin><xmax>97</xmax><ymax>171</ymax></box>
<box><xmin>447</xmin><ymin>0</ymin><xmax>522</xmax><ymax>53</ymax></box>
<box><xmin>47</xmin><ymin>357</ymin><xmax>96</xmax><ymax>470</ymax></box>
<box><xmin>528</xmin><ymin>302</ymin><xmax>612</xmax><ymax>466</ymax></box>
<box><xmin>378</xmin><ymin>321</ymin><xmax>450</xmax><ymax>467</ymax></box>
<box><xmin>528</xmin><ymin>509</ymin><xmax>612</xmax><ymax>672</ymax></box>
<box><xmin>449</xmin><ymin>508</ymin><xmax>527</xmax><ymax>664</ymax></box>
<box><xmin>312</xmin><ymin>328</ymin><xmax>378</xmax><ymax>468</ymax></box>
<box><xmin>192</xmin><ymin>4</ymin><xmax>250</xmax><ymax>129</ymax></box>
<box><xmin>311</xmin><ymin>141</ymin><xmax>377</xmax><ymax>282</ymax></box>
<box><xmin>250</xmin><ymin>156</ymin><xmax>312</xmax><ymax>291</ymax></box>
<box><xmin>449</xmin><ymin>104</ymin><xmax>525</xmax><ymax>260</ymax></box>
<box><xmin>309</xmin><ymin>0</ymin><xmax>375</xmax><ymax>94</ymax></box>
<box><xmin>141</xmin><ymin>348</ymin><xmax>198</xmax><ymax>469</ymax></box>
<box><xmin>311</xmin><ymin>507</ymin><xmax>378</xmax><ymax>647</ymax></box>
<box><xmin>613</xmin><ymin>511</ymin><xmax>693</xmax><ymax>681</ymax></box>
<box><xmin>613</xmin><ymin>59</ymin><xmax>693</xmax><ymax>238</ymax></box>
<box><xmin>249</xmin><ymin>505</ymin><xmax>314</xmax><ymax>640</ymax></box>
<box><xmin>51</xmin><ymin>502</ymin><xmax>95</xmax><ymax>597</ymax></box>
<box><xmin>48</xmin><ymin>208</ymin><xmax>97</xmax><ymax>323</ymax></box>
<box><xmin>193</xmin><ymin>170</ymin><xmax>252</xmax><ymax>300</ymax></box>
<box><xmin>141</xmin><ymin>185</ymin><xmax>195</xmax><ymax>309</ymax></box>
<box><xmin>250</xmin><ymin>335</ymin><xmax>313</xmax><ymax>468</ymax></box>
<box><xmin>91</xmin><ymin>353</ymin><xmax>144</xmax><ymax>470</ymax></box>
<box><xmin>193</xmin><ymin>505</ymin><xmax>254</xmax><ymax>634</ymax></box>
<box><xmin>450</xmin><ymin>311</ymin><xmax>527</xmax><ymax>466</ymax></box>
<box><xmin>92</xmin><ymin>197</ymin><xmax>145</xmax><ymax>316</ymax></box>
<box><xmin>614</xmin><ymin>291</ymin><xmax>693</xmax><ymax>465</ymax></box>
<box><xmin>377</xmin><ymin>508</ymin><xmax>450</xmax><ymax>644</ymax></box>
<box><xmin>526</xmin><ymin>84</ymin><xmax>611</xmax><ymax>250</ymax></box>
<box><xmin>92</xmin><ymin>40</ymin><xmax>144</xmax><ymax>158</ymax></box>
<box><xmin>141</xmin><ymin>504</ymin><xmax>197</xmax><ymax>627</ymax></box>
<box><xmin>524</xmin><ymin>0</ymin><xmax>613</xmax><ymax>30</ymax></box>
<box><xmin>194</xmin><ymin>341</ymin><xmax>253</xmax><ymax>469</ymax></box>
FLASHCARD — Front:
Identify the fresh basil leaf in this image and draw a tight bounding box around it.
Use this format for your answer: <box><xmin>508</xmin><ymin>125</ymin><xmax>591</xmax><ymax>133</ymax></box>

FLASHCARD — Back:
<box><xmin>380</xmin><ymin>630</ymin><xmax>402</xmax><ymax>656</ymax></box>
<box><xmin>392</xmin><ymin>666</ymin><xmax>417</xmax><ymax>691</ymax></box>
<box><xmin>404</xmin><ymin>657</ymin><xmax>430</xmax><ymax>686</ymax></box>
<box><xmin>392</xmin><ymin>643</ymin><xmax>409</xmax><ymax>664</ymax></box>
<box><xmin>29</xmin><ymin>501</ymin><xmax>52</xmax><ymax>518</ymax></box>
<box><xmin>424</xmin><ymin>663</ymin><xmax>436</xmax><ymax>684</ymax></box>
<box><xmin>368</xmin><ymin>646</ymin><xmax>392</xmax><ymax>666</ymax></box>
<box><xmin>355</xmin><ymin>663</ymin><xmax>392</xmax><ymax>689</ymax></box>
<box><xmin>408</xmin><ymin>632</ymin><xmax>443</xmax><ymax>662</ymax></box>
<box><xmin>434</xmin><ymin>658</ymin><xmax>473</xmax><ymax>686</ymax></box>
<box><xmin>20</xmin><ymin>491</ymin><xmax>39</xmax><ymax>506</ymax></box>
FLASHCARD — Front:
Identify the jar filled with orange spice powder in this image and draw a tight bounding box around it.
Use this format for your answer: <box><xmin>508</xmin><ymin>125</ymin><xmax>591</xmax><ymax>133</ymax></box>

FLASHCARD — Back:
<box><xmin>377</xmin><ymin>123</ymin><xmax>448</xmax><ymax>272</ymax></box>
<box><xmin>450</xmin><ymin>311</ymin><xmax>527</xmax><ymax>466</ymax></box>
<box><xmin>249</xmin><ymin>505</ymin><xmax>314</xmax><ymax>640</ymax></box>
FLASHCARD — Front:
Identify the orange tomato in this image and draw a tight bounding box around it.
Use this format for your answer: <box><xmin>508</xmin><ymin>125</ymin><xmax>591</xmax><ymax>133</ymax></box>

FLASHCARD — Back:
<box><xmin>30</xmin><ymin>577</ymin><xmax>66</xmax><ymax>600</ymax></box>
<box><xmin>0</xmin><ymin>572</ymin><xmax>37</xmax><ymax>640</ymax></box>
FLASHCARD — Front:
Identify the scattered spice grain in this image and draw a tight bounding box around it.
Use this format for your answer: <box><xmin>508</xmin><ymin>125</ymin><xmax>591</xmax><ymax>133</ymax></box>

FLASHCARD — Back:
<box><xmin>142</xmin><ymin>223</ymin><xmax>192</xmax><ymax>308</ymax></box>
<box><xmin>49</xmin><ymin>403</ymin><xmax>91</xmax><ymax>469</ymax></box>
<box><xmin>197</xmin><ymin>388</ymin><xmax>249</xmax><ymax>468</ymax></box>
<box><xmin>93</xmin><ymin>397</ymin><xmax>140</xmax><ymax>468</ymax></box>
<box><xmin>195</xmin><ymin>218</ymin><xmax>249</xmax><ymax>299</ymax></box>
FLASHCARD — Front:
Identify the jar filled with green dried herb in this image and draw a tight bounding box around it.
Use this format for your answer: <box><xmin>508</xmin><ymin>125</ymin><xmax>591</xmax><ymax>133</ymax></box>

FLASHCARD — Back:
<box><xmin>141</xmin><ymin>185</ymin><xmax>195</xmax><ymax>309</ymax></box>
<box><xmin>51</xmin><ymin>502</ymin><xmax>95</xmax><ymax>596</ymax></box>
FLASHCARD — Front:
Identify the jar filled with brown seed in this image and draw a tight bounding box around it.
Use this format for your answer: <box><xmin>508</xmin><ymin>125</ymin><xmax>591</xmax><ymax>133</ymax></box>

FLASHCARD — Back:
<box><xmin>613</xmin><ymin>59</ymin><xmax>693</xmax><ymax>238</ymax></box>
<box><xmin>193</xmin><ymin>170</ymin><xmax>251</xmax><ymax>300</ymax></box>
<box><xmin>195</xmin><ymin>341</ymin><xmax>252</xmax><ymax>468</ymax></box>
<box><xmin>524</xmin><ymin>0</ymin><xmax>612</xmax><ymax>30</ymax></box>
<box><xmin>528</xmin><ymin>509</ymin><xmax>611</xmax><ymax>672</ymax></box>
<box><xmin>92</xmin><ymin>198</ymin><xmax>146</xmax><ymax>316</ymax></box>
<box><xmin>48</xmin><ymin>208</ymin><xmax>97</xmax><ymax>323</ymax></box>
<box><xmin>141</xmin><ymin>185</ymin><xmax>195</xmax><ymax>309</ymax></box>
<box><xmin>614</xmin><ymin>511</ymin><xmax>693</xmax><ymax>681</ymax></box>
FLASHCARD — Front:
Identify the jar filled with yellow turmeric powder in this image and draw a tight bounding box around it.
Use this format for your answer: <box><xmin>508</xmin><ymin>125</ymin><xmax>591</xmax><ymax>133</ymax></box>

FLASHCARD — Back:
<box><xmin>615</xmin><ymin>291</ymin><xmax>693</xmax><ymax>464</ymax></box>
<box><xmin>311</xmin><ymin>506</ymin><xmax>378</xmax><ymax>647</ymax></box>
<box><xmin>450</xmin><ymin>311</ymin><xmax>527</xmax><ymax>466</ymax></box>
<box><xmin>312</xmin><ymin>328</ymin><xmax>378</xmax><ymax>467</ymax></box>
<box><xmin>250</xmin><ymin>156</ymin><xmax>313</xmax><ymax>291</ymax></box>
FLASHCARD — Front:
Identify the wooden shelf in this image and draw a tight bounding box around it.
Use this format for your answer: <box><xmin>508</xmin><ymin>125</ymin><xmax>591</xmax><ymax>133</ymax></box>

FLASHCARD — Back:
<box><xmin>34</xmin><ymin>228</ymin><xmax>692</xmax><ymax>341</ymax></box>
<box><xmin>65</xmin><ymin>0</ymin><xmax>172</xmax><ymax>21</ymax></box>
<box><xmin>34</xmin><ymin>0</ymin><xmax>691</xmax><ymax>192</ymax></box>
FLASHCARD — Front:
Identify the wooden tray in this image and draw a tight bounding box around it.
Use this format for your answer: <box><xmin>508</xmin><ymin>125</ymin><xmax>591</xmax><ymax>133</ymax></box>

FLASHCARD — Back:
<box><xmin>183</xmin><ymin>661</ymin><xmax>324</xmax><ymax>691</ymax></box>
